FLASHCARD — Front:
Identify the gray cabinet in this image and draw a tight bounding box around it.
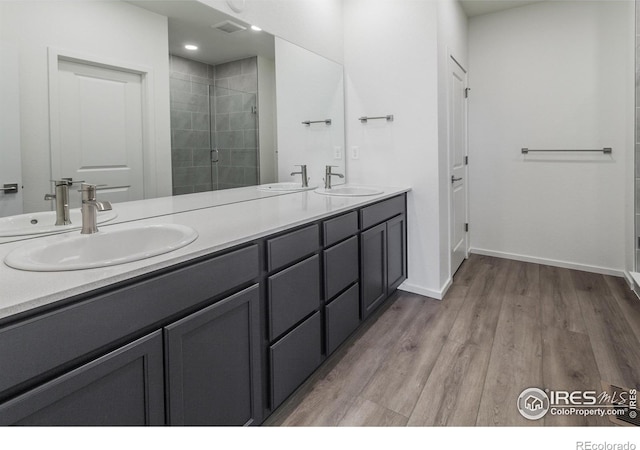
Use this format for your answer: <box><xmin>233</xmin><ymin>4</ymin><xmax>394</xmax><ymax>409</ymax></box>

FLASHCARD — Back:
<box><xmin>360</xmin><ymin>197</ymin><xmax>407</xmax><ymax>319</ymax></box>
<box><xmin>266</xmin><ymin>224</ymin><xmax>324</xmax><ymax>410</ymax></box>
<box><xmin>267</xmin><ymin>224</ymin><xmax>319</xmax><ymax>272</ymax></box>
<box><xmin>323</xmin><ymin>211</ymin><xmax>358</xmax><ymax>247</ymax></box>
<box><xmin>324</xmin><ymin>236</ymin><xmax>359</xmax><ymax>300</ymax></box>
<box><xmin>361</xmin><ymin>222</ymin><xmax>388</xmax><ymax>318</ymax></box>
<box><xmin>164</xmin><ymin>285</ymin><xmax>262</xmax><ymax>426</ymax></box>
<box><xmin>0</xmin><ymin>193</ymin><xmax>407</xmax><ymax>426</ymax></box>
<box><xmin>325</xmin><ymin>284</ymin><xmax>360</xmax><ymax>355</ymax></box>
<box><xmin>0</xmin><ymin>331</ymin><xmax>165</xmax><ymax>426</ymax></box>
<box><xmin>270</xmin><ymin>312</ymin><xmax>322</xmax><ymax>409</ymax></box>
<box><xmin>323</xmin><ymin>229</ymin><xmax>360</xmax><ymax>356</ymax></box>
<box><xmin>0</xmin><ymin>244</ymin><xmax>259</xmax><ymax>400</ymax></box>
<box><xmin>387</xmin><ymin>214</ymin><xmax>407</xmax><ymax>292</ymax></box>
<box><xmin>0</xmin><ymin>244</ymin><xmax>260</xmax><ymax>427</ymax></box>
<box><xmin>268</xmin><ymin>255</ymin><xmax>320</xmax><ymax>340</ymax></box>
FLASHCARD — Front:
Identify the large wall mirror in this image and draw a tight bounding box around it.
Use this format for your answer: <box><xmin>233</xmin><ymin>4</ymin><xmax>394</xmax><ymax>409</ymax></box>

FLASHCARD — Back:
<box><xmin>0</xmin><ymin>0</ymin><xmax>345</xmax><ymax>235</ymax></box>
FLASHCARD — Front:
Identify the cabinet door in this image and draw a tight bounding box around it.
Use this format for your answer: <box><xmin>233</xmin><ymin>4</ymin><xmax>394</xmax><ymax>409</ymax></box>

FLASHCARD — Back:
<box><xmin>360</xmin><ymin>222</ymin><xmax>387</xmax><ymax>319</ymax></box>
<box><xmin>165</xmin><ymin>285</ymin><xmax>262</xmax><ymax>426</ymax></box>
<box><xmin>387</xmin><ymin>214</ymin><xmax>407</xmax><ymax>292</ymax></box>
<box><xmin>0</xmin><ymin>331</ymin><xmax>164</xmax><ymax>426</ymax></box>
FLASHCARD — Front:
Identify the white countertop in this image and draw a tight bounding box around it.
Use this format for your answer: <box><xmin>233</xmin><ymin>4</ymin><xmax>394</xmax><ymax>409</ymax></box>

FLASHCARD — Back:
<box><xmin>0</xmin><ymin>185</ymin><xmax>410</xmax><ymax>321</ymax></box>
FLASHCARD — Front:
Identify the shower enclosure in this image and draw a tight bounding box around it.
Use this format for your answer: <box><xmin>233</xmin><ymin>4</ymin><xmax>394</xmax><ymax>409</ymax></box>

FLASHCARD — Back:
<box><xmin>207</xmin><ymin>82</ymin><xmax>259</xmax><ymax>191</ymax></box>
<box><xmin>169</xmin><ymin>55</ymin><xmax>260</xmax><ymax>195</ymax></box>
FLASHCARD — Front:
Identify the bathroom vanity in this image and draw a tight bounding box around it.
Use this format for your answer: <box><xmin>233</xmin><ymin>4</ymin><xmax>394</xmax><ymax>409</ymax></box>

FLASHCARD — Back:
<box><xmin>0</xmin><ymin>187</ymin><xmax>408</xmax><ymax>425</ymax></box>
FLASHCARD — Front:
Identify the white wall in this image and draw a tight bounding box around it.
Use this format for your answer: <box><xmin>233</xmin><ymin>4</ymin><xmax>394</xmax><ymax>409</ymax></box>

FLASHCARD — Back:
<box><xmin>344</xmin><ymin>0</ymin><xmax>445</xmax><ymax>298</ymax></box>
<box><xmin>468</xmin><ymin>1</ymin><xmax>634</xmax><ymax>275</ymax></box>
<box><xmin>198</xmin><ymin>0</ymin><xmax>343</xmax><ymax>64</ymax></box>
<box><xmin>275</xmin><ymin>38</ymin><xmax>345</xmax><ymax>186</ymax></box>
<box><xmin>0</xmin><ymin>1</ymin><xmax>171</xmax><ymax>213</ymax></box>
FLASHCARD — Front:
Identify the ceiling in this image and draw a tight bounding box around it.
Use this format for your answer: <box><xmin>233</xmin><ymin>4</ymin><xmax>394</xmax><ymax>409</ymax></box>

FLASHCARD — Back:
<box><xmin>128</xmin><ymin>0</ymin><xmax>274</xmax><ymax>65</ymax></box>
<box><xmin>459</xmin><ymin>0</ymin><xmax>547</xmax><ymax>17</ymax></box>
<box><xmin>129</xmin><ymin>0</ymin><xmax>551</xmax><ymax>63</ymax></box>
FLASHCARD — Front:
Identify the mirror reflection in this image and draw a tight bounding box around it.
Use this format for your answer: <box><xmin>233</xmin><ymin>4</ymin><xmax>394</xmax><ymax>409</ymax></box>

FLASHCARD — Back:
<box><xmin>0</xmin><ymin>0</ymin><xmax>345</xmax><ymax>236</ymax></box>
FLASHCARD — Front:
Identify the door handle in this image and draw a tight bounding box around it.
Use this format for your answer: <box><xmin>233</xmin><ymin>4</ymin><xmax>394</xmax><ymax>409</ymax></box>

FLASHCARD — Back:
<box><xmin>210</xmin><ymin>149</ymin><xmax>219</xmax><ymax>163</ymax></box>
<box><xmin>451</xmin><ymin>176</ymin><xmax>462</xmax><ymax>184</ymax></box>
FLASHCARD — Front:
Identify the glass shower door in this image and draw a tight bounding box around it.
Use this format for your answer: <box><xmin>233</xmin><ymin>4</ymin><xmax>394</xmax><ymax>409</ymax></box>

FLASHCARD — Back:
<box><xmin>208</xmin><ymin>82</ymin><xmax>259</xmax><ymax>191</ymax></box>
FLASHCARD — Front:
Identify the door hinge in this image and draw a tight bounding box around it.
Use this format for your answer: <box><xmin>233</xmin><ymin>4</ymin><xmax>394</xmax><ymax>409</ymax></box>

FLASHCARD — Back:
<box><xmin>464</xmin><ymin>156</ymin><xmax>468</xmax><ymax>165</ymax></box>
<box><xmin>465</xmin><ymin>223</ymin><xmax>469</xmax><ymax>232</ymax></box>
<box><xmin>464</xmin><ymin>87</ymin><xmax>470</xmax><ymax>98</ymax></box>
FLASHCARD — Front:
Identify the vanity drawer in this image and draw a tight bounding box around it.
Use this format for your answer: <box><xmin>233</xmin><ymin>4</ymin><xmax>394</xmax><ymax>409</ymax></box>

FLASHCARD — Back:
<box><xmin>323</xmin><ymin>211</ymin><xmax>358</xmax><ymax>247</ymax></box>
<box><xmin>266</xmin><ymin>224</ymin><xmax>320</xmax><ymax>272</ymax></box>
<box><xmin>268</xmin><ymin>255</ymin><xmax>320</xmax><ymax>341</ymax></box>
<box><xmin>270</xmin><ymin>312</ymin><xmax>322</xmax><ymax>409</ymax></box>
<box><xmin>360</xmin><ymin>195</ymin><xmax>405</xmax><ymax>230</ymax></box>
<box><xmin>326</xmin><ymin>284</ymin><xmax>360</xmax><ymax>356</ymax></box>
<box><xmin>323</xmin><ymin>236</ymin><xmax>358</xmax><ymax>300</ymax></box>
<box><xmin>0</xmin><ymin>244</ymin><xmax>259</xmax><ymax>399</ymax></box>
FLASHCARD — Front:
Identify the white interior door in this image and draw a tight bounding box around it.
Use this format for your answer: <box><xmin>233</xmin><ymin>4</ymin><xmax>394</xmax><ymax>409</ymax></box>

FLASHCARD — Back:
<box><xmin>0</xmin><ymin>42</ymin><xmax>24</xmax><ymax>217</ymax></box>
<box><xmin>449</xmin><ymin>56</ymin><xmax>469</xmax><ymax>275</ymax></box>
<box><xmin>53</xmin><ymin>58</ymin><xmax>144</xmax><ymax>203</ymax></box>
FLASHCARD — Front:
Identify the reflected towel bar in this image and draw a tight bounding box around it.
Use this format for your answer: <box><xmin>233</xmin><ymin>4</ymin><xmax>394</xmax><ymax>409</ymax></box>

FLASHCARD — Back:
<box><xmin>302</xmin><ymin>119</ymin><xmax>332</xmax><ymax>126</ymax></box>
<box><xmin>359</xmin><ymin>115</ymin><xmax>394</xmax><ymax>123</ymax></box>
<box><xmin>521</xmin><ymin>147</ymin><xmax>612</xmax><ymax>154</ymax></box>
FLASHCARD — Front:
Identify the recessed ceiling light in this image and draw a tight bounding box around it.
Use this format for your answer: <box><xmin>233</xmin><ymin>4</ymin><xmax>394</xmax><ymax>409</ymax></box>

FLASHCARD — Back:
<box><xmin>251</xmin><ymin>25</ymin><xmax>262</xmax><ymax>31</ymax></box>
<box><xmin>184</xmin><ymin>44</ymin><xmax>198</xmax><ymax>51</ymax></box>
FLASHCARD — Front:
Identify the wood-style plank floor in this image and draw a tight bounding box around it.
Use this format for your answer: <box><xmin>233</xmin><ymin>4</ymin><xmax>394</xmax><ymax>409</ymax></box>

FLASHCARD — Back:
<box><xmin>264</xmin><ymin>255</ymin><xmax>640</xmax><ymax>426</ymax></box>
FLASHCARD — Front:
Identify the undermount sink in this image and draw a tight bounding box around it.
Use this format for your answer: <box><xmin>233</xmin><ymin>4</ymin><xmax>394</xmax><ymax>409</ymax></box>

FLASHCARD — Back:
<box><xmin>256</xmin><ymin>182</ymin><xmax>317</xmax><ymax>192</ymax></box>
<box><xmin>4</xmin><ymin>224</ymin><xmax>198</xmax><ymax>271</ymax></box>
<box><xmin>0</xmin><ymin>209</ymin><xmax>117</xmax><ymax>237</ymax></box>
<box><xmin>314</xmin><ymin>186</ymin><xmax>384</xmax><ymax>197</ymax></box>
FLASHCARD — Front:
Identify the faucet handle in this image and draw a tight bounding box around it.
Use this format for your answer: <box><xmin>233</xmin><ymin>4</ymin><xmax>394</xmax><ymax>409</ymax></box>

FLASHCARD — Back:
<box><xmin>77</xmin><ymin>183</ymin><xmax>107</xmax><ymax>192</ymax></box>
<box><xmin>50</xmin><ymin>178</ymin><xmax>85</xmax><ymax>186</ymax></box>
<box><xmin>78</xmin><ymin>183</ymin><xmax>106</xmax><ymax>201</ymax></box>
<box><xmin>325</xmin><ymin>165</ymin><xmax>341</xmax><ymax>173</ymax></box>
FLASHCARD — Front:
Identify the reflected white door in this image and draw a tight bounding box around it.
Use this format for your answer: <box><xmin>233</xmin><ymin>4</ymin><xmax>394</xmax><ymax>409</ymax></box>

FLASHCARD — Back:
<box><xmin>449</xmin><ymin>56</ymin><xmax>468</xmax><ymax>275</ymax></box>
<box><xmin>53</xmin><ymin>59</ymin><xmax>144</xmax><ymax>203</ymax></box>
<box><xmin>0</xmin><ymin>42</ymin><xmax>24</xmax><ymax>217</ymax></box>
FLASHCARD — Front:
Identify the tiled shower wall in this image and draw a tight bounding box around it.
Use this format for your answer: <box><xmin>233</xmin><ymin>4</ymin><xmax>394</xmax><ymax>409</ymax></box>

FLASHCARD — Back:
<box><xmin>212</xmin><ymin>58</ymin><xmax>259</xmax><ymax>190</ymax></box>
<box><xmin>169</xmin><ymin>55</ymin><xmax>259</xmax><ymax>195</ymax></box>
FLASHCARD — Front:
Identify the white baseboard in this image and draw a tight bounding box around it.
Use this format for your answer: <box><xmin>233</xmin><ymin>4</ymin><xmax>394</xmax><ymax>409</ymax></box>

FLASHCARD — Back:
<box><xmin>469</xmin><ymin>247</ymin><xmax>625</xmax><ymax>278</ymax></box>
<box><xmin>398</xmin><ymin>277</ymin><xmax>452</xmax><ymax>301</ymax></box>
<box><xmin>624</xmin><ymin>271</ymin><xmax>636</xmax><ymax>290</ymax></box>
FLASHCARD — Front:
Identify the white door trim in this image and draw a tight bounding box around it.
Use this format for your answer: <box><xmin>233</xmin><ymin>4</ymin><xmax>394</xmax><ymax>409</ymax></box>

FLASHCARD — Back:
<box><xmin>446</xmin><ymin>50</ymin><xmax>470</xmax><ymax>277</ymax></box>
<box><xmin>47</xmin><ymin>47</ymin><xmax>158</xmax><ymax>198</ymax></box>
<box><xmin>0</xmin><ymin>42</ymin><xmax>24</xmax><ymax>217</ymax></box>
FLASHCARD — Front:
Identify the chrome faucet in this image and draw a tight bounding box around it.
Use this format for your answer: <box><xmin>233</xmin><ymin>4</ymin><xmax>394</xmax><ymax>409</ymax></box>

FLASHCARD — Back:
<box><xmin>44</xmin><ymin>178</ymin><xmax>76</xmax><ymax>226</ymax></box>
<box><xmin>324</xmin><ymin>165</ymin><xmax>344</xmax><ymax>189</ymax></box>
<box><xmin>80</xmin><ymin>183</ymin><xmax>112</xmax><ymax>234</ymax></box>
<box><xmin>290</xmin><ymin>165</ymin><xmax>309</xmax><ymax>187</ymax></box>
